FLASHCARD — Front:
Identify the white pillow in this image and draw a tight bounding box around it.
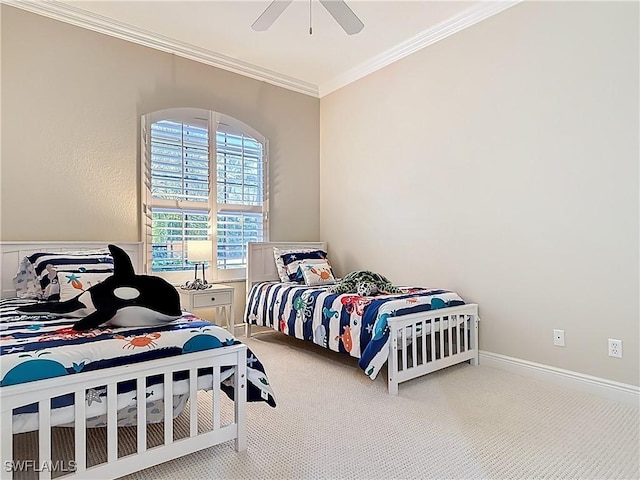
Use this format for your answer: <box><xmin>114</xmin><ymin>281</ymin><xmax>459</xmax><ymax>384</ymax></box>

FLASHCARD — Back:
<box><xmin>301</xmin><ymin>262</ymin><xmax>336</xmax><ymax>286</ymax></box>
<box><xmin>58</xmin><ymin>271</ymin><xmax>112</xmax><ymax>301</ymax></box>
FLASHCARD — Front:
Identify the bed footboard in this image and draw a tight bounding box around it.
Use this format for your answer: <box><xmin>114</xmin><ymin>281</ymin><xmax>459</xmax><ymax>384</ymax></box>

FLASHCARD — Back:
<box><xmin>0</xmin><ymin>345</ymin><xmax>247</xmax><ymax>480</ymax></box>
<box><xmin>387</xmin><ymin>304</ymin><xmax>479</xmax><ymax>395</ymax></box>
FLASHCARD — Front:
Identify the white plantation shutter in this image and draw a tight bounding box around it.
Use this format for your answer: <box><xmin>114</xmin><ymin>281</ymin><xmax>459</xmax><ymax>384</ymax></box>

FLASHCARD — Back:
<box><xmin>141</xmin><ymin>108</ymin><xmax>267</xmax><ymax>280</ymax></box>
<box><xmin>216</xmin><ymin>124</ymin><xmax>268</xmax><ymax>270</ymax></box>
<box><xmin>149</xmin><ymin>118</ymin><xmax>211</xmax><ymax>273</ymax></box>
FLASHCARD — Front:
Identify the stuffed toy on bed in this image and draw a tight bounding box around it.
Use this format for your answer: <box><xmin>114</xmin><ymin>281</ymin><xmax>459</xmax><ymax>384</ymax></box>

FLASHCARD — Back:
<box><xmin>327</xmin><ymin>270</ymin><xmax>402</xmax><ymax>296</ymax></box>
<box><xmin>17</xmin><ymin>244</ymin><xmax>182</xmax><ymax>331</ymax></box>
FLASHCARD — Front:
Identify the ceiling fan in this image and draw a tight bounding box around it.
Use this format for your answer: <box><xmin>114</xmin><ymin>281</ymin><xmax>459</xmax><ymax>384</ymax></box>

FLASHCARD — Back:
<box><xmin>252</xmin><ymin>0</ymin><xmax>364</xmax><ymax>35</ymax></box>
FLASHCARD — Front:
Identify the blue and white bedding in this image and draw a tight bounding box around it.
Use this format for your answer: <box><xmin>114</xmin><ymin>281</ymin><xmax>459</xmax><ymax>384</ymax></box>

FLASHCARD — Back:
<box><xmin>1</xmin><ymin>298</ymin><xmax>276</xmax><ymax>433</ymax></box>
<box><xmin>244</xmin><ymin>282</ymin><xmax>465</xmax><ymax>380</ymax></box>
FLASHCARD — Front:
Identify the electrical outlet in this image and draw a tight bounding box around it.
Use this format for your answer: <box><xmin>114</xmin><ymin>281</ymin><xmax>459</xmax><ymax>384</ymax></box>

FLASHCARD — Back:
<box><xmin>608</xmin><ymin>339</ymin><xmax>622</xmax><ymax>358</ymax></box>
<box><xmin>553</xmin><ymin>329</ymin><xmax>565</xmax><ymax>347</ymax></box>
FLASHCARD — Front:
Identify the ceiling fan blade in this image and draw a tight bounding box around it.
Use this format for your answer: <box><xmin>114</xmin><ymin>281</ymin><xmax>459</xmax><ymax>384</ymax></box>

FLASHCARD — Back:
<box><xmin>319</xmin><ymin>0</ymin><xmax>364</xmax><ymax>35</ymax></box>
<box><xmin>252</xmin><ymin>0</ymin><xmax>293</xmax><ymax>31</ymax></box>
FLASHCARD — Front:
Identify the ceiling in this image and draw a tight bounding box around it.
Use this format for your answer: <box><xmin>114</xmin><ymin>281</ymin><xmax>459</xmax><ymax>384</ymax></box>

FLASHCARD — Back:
<box><xmin>9</xmin><ymin>0</ymin><xmax>519</xmax><ymax>97</ymax></box>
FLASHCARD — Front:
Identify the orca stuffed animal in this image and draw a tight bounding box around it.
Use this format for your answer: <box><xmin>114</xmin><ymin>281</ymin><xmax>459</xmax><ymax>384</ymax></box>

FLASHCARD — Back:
<box><xmin>18</xmin><ymin>244</ymin><xmax>182</xmax><ymax>331</ymax></box>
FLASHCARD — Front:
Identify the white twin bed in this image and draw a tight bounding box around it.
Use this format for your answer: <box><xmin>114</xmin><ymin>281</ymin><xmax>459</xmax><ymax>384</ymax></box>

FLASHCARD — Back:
<box><xmin>0</xmin><ymin>242</ymin><xmax>251</xmax><ymax>480</ymax></box>
<box><xmin>244</xmin><ymin>241</ymin><xmax>480</xmax><ymax>395</ymax></box>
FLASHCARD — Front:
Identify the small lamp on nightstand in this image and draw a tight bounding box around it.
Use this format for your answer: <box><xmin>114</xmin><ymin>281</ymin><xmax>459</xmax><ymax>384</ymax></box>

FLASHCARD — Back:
<box><xmin>184</xmin><ymin>240</ymin><xmax>213</xmax><ymax>290</ymax></box>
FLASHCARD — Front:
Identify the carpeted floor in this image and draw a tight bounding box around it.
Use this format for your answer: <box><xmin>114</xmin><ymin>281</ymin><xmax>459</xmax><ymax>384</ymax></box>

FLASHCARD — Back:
<box><xmin>121</xmin><ymin>331</ymin><xmax>639</xmax><ymax>480</ymax></box>
<box><xmin>13</xmin><ymin>330</ymin><xmax>639</xmax><ymax>479</ymax></box>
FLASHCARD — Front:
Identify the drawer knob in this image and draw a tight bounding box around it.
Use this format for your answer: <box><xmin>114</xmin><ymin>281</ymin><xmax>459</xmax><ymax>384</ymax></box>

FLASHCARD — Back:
<box><xmin>211</xmin><ymin>297</ymin><xmax>216</xmax><ymax>301</ymax></box>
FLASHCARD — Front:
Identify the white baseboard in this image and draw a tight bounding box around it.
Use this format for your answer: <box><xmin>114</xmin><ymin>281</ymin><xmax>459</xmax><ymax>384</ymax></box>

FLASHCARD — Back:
<box><xmin>479</xmin><ymin>351</ymin><xmax>639</xmax><ymax>407</ymax></box>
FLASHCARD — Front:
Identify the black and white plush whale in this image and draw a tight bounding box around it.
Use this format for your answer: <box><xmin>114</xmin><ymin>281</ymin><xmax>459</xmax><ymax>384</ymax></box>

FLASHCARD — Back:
<box><xmin>18</xmin><ymin>244</ymin><xmax>182</xmax><ymax>331</ymax></box>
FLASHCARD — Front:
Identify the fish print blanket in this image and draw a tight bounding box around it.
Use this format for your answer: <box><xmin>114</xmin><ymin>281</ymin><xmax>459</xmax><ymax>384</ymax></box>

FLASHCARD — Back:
<box><xmin>244</xmin><ymin>282</ymin><xmax>465</xmax><ymax>379</ymax></box>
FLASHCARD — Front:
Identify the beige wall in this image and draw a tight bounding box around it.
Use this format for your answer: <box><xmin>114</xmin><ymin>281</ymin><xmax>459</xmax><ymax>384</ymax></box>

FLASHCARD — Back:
<box><xmin>2</xmin><ymin>3</ymin><xmax>638</xmax><ymax>387</ymax></box>
<box><xmin>320</xmin><ymin>2</ymin><xmax>639</xmax><ymax>385</ymax></box>
<box><xmin>0</xmin><ymin>5</ymin><xmax>320</xmax><ymax>245</ymax></box>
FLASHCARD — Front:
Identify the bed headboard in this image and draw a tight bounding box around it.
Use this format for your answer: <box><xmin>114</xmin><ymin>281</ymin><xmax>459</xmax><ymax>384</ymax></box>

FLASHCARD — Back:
<box><xmin>246</xmin><ymin>241</ymin><xmax>327</xmax><ymax>294</ymax></box>
<box><xmin>0</xmin><ymin>241</ymin><xmax>143</xmax><ymax>299</ymax></box>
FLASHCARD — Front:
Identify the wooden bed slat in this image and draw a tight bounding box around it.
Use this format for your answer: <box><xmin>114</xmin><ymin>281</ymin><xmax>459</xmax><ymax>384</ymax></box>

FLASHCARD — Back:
<box><xmin>401</xmin><ymin>327</ymin><xmax>408</xmax><ymax>371</ymax></box>
<box><xmin>74</xmin><ymin>390</ymin><xmax>87</xmax><ymax>473</ymax></box>
<box><xmin>107</xmin><ymin>383</ymin><xmax>118</xmax><ymax>463</ymax></box>
<box><xmin>136</xmin><ymin>378</ymin><xmax>147</xmax><ymax>454</ymax></box>
<box><xmin>163</xmin><ymin>373</ymin><xmax>174</xmax><ymax>445</ymax></box>
<box><xmin>439</xmin><ymin>317</ymin><xmax>445</xmax><ymax>359</ymax></box>
<box><xmin>213</xmin><ymin>367</ymin><xmax>221</xmax><ymax>431</ymax></box>
<box><xmin>38</xmin><ymin>399</ymin><xmax>52</xmax><ymax>480</ymax></box>
<box><xmin>411</xmin><ymin>324</ymin><xmax>417</xmax><ymax>368</ymax></box>
<box><xmin>431</xmin><ymin>319</ymin><xmax>436</xmax><ymax>361</ymax></box>
<box><xmin>449</xmin><ymin>315</ymin><xmax>454</xmax><ymax>356</ymax></box>
<box><xmin>189</xmin><ymin>368</ymin><xmax>198</xmax><ymax>437</ymax></box>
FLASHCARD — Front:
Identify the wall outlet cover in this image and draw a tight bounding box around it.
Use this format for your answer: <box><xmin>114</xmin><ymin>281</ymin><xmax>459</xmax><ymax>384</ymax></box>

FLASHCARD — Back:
<box><xmin>608</xmin><ymin>339</ymin><xmax>622</xmax><ymax>358</ymax></box>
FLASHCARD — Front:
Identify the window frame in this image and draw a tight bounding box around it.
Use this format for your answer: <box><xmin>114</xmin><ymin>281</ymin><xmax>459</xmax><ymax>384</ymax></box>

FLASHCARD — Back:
<box><xmin>141</xmin><ymin>108</ymin><xmax>269</xmax><ymax>283</ymax></box>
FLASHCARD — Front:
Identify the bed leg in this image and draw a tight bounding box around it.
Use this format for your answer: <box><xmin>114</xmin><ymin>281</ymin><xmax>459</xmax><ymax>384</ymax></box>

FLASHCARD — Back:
<box><xmin>469</xmin><ymin>316</ymin><xmax>480</xmax><ymax>366</ymax></box>
<box><xmin>388</xmin><ymin>333</ymin><xmax>399</xmax><ymax>395</ymax></box>
<box><xmin>388</xmin><ymin>377</ymin><xmax>399</xmax><ymax>396</ymax></box>
<box><xmin>245</xmin><ymin>322</ymin><xmax>252</xmax><ymax>338</ymax></box>
<box><xmin>234</xmin><ymin>348</ymin><xmax>247</xmax><ymax>452</ymax></box>
<box><xmin>1</xmin><ymin>408</ymin><xmax>13</xmax><ymax>480</ymax></box>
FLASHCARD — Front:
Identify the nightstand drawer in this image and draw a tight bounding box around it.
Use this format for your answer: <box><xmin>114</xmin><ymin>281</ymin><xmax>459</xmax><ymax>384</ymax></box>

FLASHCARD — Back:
<box><xmin>192</xmin><ymin>291</ymin><xmax>232</xmax><ymax>308</ymax></box>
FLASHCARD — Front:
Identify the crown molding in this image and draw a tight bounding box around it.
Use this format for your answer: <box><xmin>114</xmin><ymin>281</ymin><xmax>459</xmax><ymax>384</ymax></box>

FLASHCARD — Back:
<box><xmin>319</xmin><ymin>0</ymin><xmax>522</xmax><ymax>97</ymax></box>
<box><xmin>4</xmin><ymin>0</ymin><xmax>522</xmax><ymax>99</ymax></box>
<box><xmin>3</xmin><ymin>0</ymin><xmax>320</xmax><ymax>97</ymax></box>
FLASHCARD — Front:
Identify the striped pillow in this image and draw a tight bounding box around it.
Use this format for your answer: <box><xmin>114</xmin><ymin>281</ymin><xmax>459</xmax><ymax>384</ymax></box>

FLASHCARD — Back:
<box><xmin>26</xmin><ymin>251</ymin><xmax>114</xmax><ymax>301</ymax></box>
<box><xmin>274</xmin><ymin>248</ymin><xmax>329</xmax><ymax>283</ymax></box>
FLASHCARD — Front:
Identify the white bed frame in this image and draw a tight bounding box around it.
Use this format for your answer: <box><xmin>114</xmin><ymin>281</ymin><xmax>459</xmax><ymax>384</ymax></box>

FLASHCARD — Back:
<box><xmin>0</xmin><ymin>241</ymin><xmax>247</xmax><ymax>479</ymax></box>
<box><xmin>245</xmin><ymin>241</ymin><xmax>479</xmax><ymax>395</ymax></box>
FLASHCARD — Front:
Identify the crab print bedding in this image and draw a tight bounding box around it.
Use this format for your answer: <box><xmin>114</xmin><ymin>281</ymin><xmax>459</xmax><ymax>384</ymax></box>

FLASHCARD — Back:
<box><xmin>0</xmin><ymin>298</ymin><xmax>275</xmax><ymax>433</ymax></box>
<box><xmin>244</xmin><ymin>282</ymin><xmax>466</xmax><ymax>380</ymax></box>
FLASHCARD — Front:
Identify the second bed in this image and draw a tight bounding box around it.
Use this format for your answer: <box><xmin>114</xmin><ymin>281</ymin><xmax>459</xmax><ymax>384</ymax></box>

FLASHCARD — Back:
<box><xmin>244</xmin><ymin>242</ymin><xmax>480</xmax><ymax>395</ymax></box>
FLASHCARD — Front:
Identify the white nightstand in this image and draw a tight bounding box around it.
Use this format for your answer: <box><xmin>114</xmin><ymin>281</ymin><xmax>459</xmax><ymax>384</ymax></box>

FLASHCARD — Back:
<box><xmin>177</xmin><ymin>284</ymin><xmax>235</xmax><ymax>331</ymax></box>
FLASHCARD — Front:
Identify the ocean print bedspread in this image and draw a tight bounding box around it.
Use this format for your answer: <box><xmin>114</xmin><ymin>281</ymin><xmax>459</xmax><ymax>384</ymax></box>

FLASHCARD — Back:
<box><xmin>0</xmin><ymin>298</ymin><xmax>276</xmax><ymax>412</ymax></box>
<box><xmin>244</xmin><ymin>282</ymin><xmax>465</xmax><ymax>380</ymax></box>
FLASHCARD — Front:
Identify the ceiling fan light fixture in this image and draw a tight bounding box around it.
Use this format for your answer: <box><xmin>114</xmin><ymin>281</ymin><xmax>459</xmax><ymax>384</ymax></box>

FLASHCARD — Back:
<box><xmin>251</xmin><ymin>0</ymin><xmax>293</xmax><ymax>32</ymax></box>
<box><xmin>251</xmin><ymin>0</ymin><xmax>364</xmax><ymax>35</ymax></box>
<box><xmin>318</xmin><ymin>0</ymin><xmax>364</xmax><ymax>35</ymax></box>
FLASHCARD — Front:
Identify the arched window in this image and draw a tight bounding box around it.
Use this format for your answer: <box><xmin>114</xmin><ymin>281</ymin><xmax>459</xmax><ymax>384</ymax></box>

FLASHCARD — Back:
<box><xmin>141</xmin><ymin>108</ymin><xmax>268</xmax><ymax>282</ymax></box>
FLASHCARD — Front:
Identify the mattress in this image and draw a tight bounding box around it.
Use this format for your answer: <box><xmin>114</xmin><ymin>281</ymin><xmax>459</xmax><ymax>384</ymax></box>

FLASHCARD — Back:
<box><xmin>1</xmin><ymin>298</ymin><xmax>276</xmax><ymax>433</ymax></box>
<box><xmin>244</xmin><ymin>282</ymin><xmax>465</xmax><ymax>380</ymax></box>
